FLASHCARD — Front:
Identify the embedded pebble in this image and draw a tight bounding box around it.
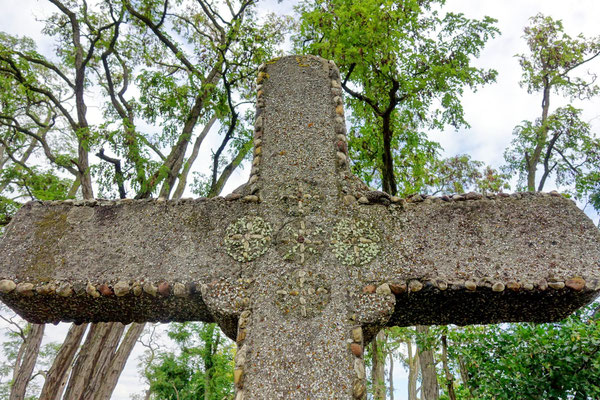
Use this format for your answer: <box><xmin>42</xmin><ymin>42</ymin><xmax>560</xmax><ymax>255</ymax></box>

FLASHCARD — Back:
<box><xmin>357</xmin><ymin>197</ymin><xmax>369</xmax><ymax>204</ymax></box>
<box><xmin>408</xmin><ymin>280</ymin><xmax>423</xmax><ymax>292</ymax></box>
<box><xmin>565</xmin><ymin>277</ymin><xmax>585</xmax><ymax>291</ymax></box>
<box><xmin>143</xmin><ymin>282</ymin><xmax>158</xmax><ymax>297</ymax></box>
<box><xmin>234</xmin><ymin>369</ymin><xmax>244</xmax><ymax>387</ymax></box>
<box><xmin>354</xmin><ymin>359</ymin><xmax>365</xmax><ymax>379</ymax></box>
<box><xmin>352</xmin><ymin>327</ymin><xmax>363</xmax><ymax>343</ymax></box>
<box><xmin>87</xmin><ymin>282</ymin><xmax>101</xmax><ymax>298</ymax></box>
<box><xmin>173</xmin><ymin>283</ymin><xmax>187</xmax><ymax>297</ymax></box>
<box><xmin>57</xmin><ymin>283</ymin><xmax>74</xmax><ymax>297</ymax></box>
<box><xmin>389</xmin><ymin>283</ymin><xmax>407</xmax><ymax>294</ymax></box>
<box><xmin>132</xmin><ymin>283</ymin><xmax>143</xmax><ymax>296</ymax></box>
<box><xmin>376</xmin><ymin>283</ymin><xmax>391</xmax><ymax>295</ymax></box>
<box><xmin>113</xmin><ymin>281</ymin><xmax>130</xmax><ymax>297</ymax></box>
<box><xmin>466</xmin><ymin>192</ymin><xmax>483</xmax><ymax>200</ymax></box>
<box><xmin>548</xmin><ymin>281</ymin><xmax>565</xmax><ymax>290</ymax></box>
<box><xmin>353</xmin><ymin>380</ymin><xmax>366</xmax><ymax>399</ymax></box>
<box><xmin>0</xmin><ymin>280</ymin><xmax>16</xmax><ymax>294</ymax></box>
<box><xmin>37</xmin><ymin>283</ymin><xmax>56</xmax><ymax>296</ymax></box>
<box><xmin>343</xmin><ymin>195</ymin><xmax>356</xmax><ymax>205</ymax></box>
<box><xmin>350</xmin><ymin>343</ymin><xmax>363</xmax><ymax>357</ymax></box>
<box><xmin>465</xmin><ymin>281</ymin><xmax>477</xmax><ymax>291</ymax></box>
<box><xmin>506</xmin><ymin>281</ymin><xmax>521</xmax><ymax>291</ymax></box>
<box><xmin>362</xmin><ymin>285</ymin><xmax>376</xmax><ymax>294</ymax></box>
<box><xmin>243</xmin><ymin>195</ymin><xmax>259</xmax><ymax>203</ymax></box>
<box><xmin>98</xmin><ymin>284</ymin><xmax>113</xmax><ymax>296</ymax></box>
<box><xmin>492</xmin><ymin>282</ymin><xmax>505</xmax><ymax>292</ymax></box>
<box><xmin>16</xmin><ymin>283</ymin><xmax>34</xmax><ymax>297</ymax></box>
<box><xmin>158</xmin><ymin>282</ymin><xmax>170</xmax><ymax>297</ymax></box>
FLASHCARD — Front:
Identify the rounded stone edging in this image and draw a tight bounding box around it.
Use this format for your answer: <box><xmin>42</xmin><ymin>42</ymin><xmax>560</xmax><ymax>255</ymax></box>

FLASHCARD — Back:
<box><xmin>0</xmin><ymin>276</ymin><xmax>597</xmax><ymax>299</ymax></box>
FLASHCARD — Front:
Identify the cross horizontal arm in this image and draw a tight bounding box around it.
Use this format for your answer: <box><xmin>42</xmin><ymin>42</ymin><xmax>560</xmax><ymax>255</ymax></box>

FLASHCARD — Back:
<box><xmin>353</xmin><ymin>192</ymin><xmax>600</xmax><ymax>326</ymax></box>
<box><xmin>0</xmin><ymin>196</ymin><xmax>259</xmax><ymax>329</ymax></box>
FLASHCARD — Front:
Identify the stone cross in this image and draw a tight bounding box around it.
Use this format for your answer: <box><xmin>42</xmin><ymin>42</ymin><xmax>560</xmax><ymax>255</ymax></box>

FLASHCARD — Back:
<box><xmin>1</xmin><ymin>55</ymin><xmax>600</xmax><ymax>400</ymax></box>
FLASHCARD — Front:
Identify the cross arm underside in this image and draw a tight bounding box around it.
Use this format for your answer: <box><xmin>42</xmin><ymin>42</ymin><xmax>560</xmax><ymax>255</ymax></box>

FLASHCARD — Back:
<box><xmin>359</xmin><ymin>193</ymin><xmax>600</xmax><ymax>326</ymax></box>
<box><xmin>0</xmin><ymin>197</ymin><xmax>257</xmax><ymax>326</ymax></box>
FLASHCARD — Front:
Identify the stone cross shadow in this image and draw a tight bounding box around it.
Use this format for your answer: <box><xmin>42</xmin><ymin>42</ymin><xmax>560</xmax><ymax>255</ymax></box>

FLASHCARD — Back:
<box><xmin>1</xmin><ymin>55</ymin><xmax>599</xmax><ymax>400</ymax></box>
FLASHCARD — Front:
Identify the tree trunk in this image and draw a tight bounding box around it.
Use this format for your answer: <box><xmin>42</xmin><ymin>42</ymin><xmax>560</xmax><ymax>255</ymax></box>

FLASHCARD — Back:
<box><xmin>9</xmin><ymin>324</ymin><xmax>44</xmax><ymax>400</ymax></box>
<box><xmin>381</xmin><ymin>113</ymin><xmax>397</xmax><ymax>195</ymax></box>
<box><xmin>407</xmin><ymin>339</ymin><xmax>420</xmax><ymax>400</ymax></box>
<box><xmin>416</xmin><ymin>326</ymin><xmax>439</xmax><ymax>400</ymax></box>
<box><xmin>457</xmin><ymin>354</ymin><xmax>473</xmax><ymax>399</ymax></box>
<box><xmin>207</xmin><ymin>141</ymin><xmax>251</xmax><ymax>198</ymax></box>
<box><xmin>92</xmin><ymin>323</ymin><xmax>146</xmax><ymax>400</ymax></box>
<box><xmin>82</xmin><ymin>322</ymin><xmax>127</xmax><ymax>399</ymax></box>
<box><xmin>440</xmin><ymin>334</ymin><xmax>456</xmax><ymax>400</ymax></box>
<box><xmin>389</xmin><ymin>349</ymin><xmax>395</xmax><ymax>400</ymax></box>
<box><xmin>527</xmin><ymin>82</ymin><xmax>551</xmax><ymax>191</ymax></box>
<box><xmin>371</xmin><ymin>330</ymin><xmax>386</xmax><ymax>400</ymax></box>
<box><xmin>62</xmin><ymin>322</ymin><xmax>122</xmax><ymax>399</ymax></box>
<box><xmin>172</xmin><ymin>115</ymin><xmax>216</xmax><ymax>199</ymax></box>
<box><xmin>40</xmin><ymin>323</ymin><xmax>88</xmax><ymax>400</ymax></box>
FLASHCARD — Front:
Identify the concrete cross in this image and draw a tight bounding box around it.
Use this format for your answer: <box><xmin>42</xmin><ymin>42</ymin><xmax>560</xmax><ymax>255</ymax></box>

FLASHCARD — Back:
<box><xmin>1</xmin><ymin>55</ymin><xmax>600</xmax><ymax>400</ymax></box>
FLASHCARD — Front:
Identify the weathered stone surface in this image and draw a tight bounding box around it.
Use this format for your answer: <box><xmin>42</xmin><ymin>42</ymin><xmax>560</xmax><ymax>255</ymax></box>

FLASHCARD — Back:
<box><xmin>1</xmin><ymin>55</ymin><xmax>599</xmax><ymax>399</ymax></box>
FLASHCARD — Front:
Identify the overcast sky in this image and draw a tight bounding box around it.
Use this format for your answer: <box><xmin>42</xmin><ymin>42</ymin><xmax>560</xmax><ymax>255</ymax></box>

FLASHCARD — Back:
<box><xmin>1</xmin><ymin>0</ymin><xmax>599</xmax><ymax>399</ymax></box>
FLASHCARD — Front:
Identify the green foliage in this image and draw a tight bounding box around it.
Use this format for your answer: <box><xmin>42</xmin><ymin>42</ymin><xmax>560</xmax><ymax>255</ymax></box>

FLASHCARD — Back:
<box><xmin>449</xmin><ymin>303</ymin><xmax>600</xmax><ymax>400</ymax></box>
<box><xmin>504</xmin><ymin>106</ymin><xmax>600</xmax><ymax>196</ymax></box>
<box><xmin>143</xmin><ymin>323</ymin><xmax>234</xmax><ymax>400</ymax></box>
<box><xmin>294</xmin><ymin>0</ymin><xmax>499</xmax><ymax>194</ymax></box>
<box><xmin>517</xmin><ymin>14</ymin><xmax>600</xmax><ymax>98</ymax></box>
<box><xmin>504</xmin><ymin>14</ymin><xmax>600</xmax><ymax>197</ymax></box>
<box><xmin>0</xmin><ymin>166</ymin><xmax>72</xmax><ymax>201</ymax></box>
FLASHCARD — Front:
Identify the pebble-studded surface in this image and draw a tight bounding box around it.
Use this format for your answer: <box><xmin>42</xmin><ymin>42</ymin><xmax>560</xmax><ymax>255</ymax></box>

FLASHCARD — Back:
<box><xmin>1</xmin><ymin>55</ymin><xmax>599</xmax><ymax>399</ymax></box>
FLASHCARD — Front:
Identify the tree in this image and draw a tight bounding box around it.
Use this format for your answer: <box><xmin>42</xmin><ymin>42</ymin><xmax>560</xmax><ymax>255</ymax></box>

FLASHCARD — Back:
<box><xmin>142</xmin><ymin>322</ymin><xmax>234</xmax><ymax>400</ymax></box>
<box><xmin>0</xmin><ymin>304</ymin><xmax>60</xmax><ymax>400</ymax></box>
<box><xmin>294</xmin><ymin>0</ymin><xmax>499</xmax><ymax>196</ymax></box>
<box><xmin>504</xmin><ymin>13</ymin><xmax>600</xmax><ymax>198</ymax></box>
<box><xmin>0</xmin><ymin>1</ymin><xmax>288</xmax><ymax>398</ymax></box>
<box><xmin>448</xmin><ymin>302</ymin><xmax>600</xmax><ymax>400</ymax></box>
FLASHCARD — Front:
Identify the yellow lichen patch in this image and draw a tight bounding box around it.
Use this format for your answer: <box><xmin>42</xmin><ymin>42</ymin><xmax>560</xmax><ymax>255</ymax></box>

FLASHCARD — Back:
<box><xmin>29</xmin><ymin>210</ymin><xmax>69</xmax><ymax>280</ymax></box>
<box><xmin>257</xmin><ymin>72</ymin><xmax>269</xmax><ymax>84</ymax></box>
<box><xmin>296</xmin><ymin>56</ymin><xmax>309</xmax><ymax>67</ymax></box>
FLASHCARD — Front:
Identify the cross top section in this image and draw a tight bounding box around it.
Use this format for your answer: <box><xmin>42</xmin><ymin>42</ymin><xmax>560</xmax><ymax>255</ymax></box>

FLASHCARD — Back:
<box><xmin>242</xmin><ymin>55</ymin><xmax>366</xmax><ymax>205</ymax></box>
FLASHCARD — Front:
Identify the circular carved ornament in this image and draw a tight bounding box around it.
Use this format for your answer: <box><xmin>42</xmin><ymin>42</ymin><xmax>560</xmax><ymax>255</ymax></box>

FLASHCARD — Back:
<box><xmin>330</xmin><ymin>218</ymin><xmax>380</xmax><ymax>266</ymax></box>
<box><xmin>224</xmin><ymin>216</ymin><xmax>272</xmax><ymax>262</ymax></box>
